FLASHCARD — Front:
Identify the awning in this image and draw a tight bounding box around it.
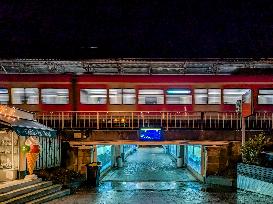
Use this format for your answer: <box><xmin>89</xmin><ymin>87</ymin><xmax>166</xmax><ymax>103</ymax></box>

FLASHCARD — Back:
<box><xmin>0</xmin><ymin>118</ymin><xmax>57</xmax><ymax>137</ymax></box>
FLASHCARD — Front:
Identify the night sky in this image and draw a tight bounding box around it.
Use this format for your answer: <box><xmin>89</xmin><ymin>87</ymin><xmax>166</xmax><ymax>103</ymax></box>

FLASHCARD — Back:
<box><xmin>0</xmin><ymin>1</ymin><xmax>272</xmax><ymax>59</ymax></box>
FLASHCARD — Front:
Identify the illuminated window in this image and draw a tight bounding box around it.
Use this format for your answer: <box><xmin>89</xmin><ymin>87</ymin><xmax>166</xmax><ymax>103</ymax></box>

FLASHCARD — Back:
<box><xmin>123</xmin><ymin>89</ymin><xmax>136</xmax><ymax>104</ymax></box>
<box><xmin>109</xmin><ymin>89</ymin><xmax>122</xmax><ymax>104</ymax></box>
<box><xmin>0</xmin><ymin>89</ymin><xmax>8</xmax><ymax>104</ymax></box>
<box><xmin>223</xmin><ymin>89</ymin><xmax>251</xmax><ymax>104</ymax></box>
<box><xmin>194</xmin><ymin>89</ymin><xmax>207</xmax><ymax>104</ymax></box>
<box><xmin>166</xmin><ymin>89</ymin><xmax>192</xmax><ymax>104</ymax></box>
<box><xmin>258</xmin><ymin>89</ymin><xmax>273</xmax><ymax>104</ymax></box>
<box><xmin>186</xmin><ymin>145</ymin><xmax>201</xmax><ymax>174</ymax></box>
<box><xmin>41</xmin><ymin>89</ymin><xmax>69</xmax><ymax>104</ymax></box>
<box><xmin>80</xmin><ymin>89</ymin><xmax>107</xmax><ymax>104</ymax></box>
<box><xmin>208</xmin><ymin>89</ymin><xmax>221</xmax><ymax>104</ymax></box>
<box><xmin>138</xmin><ymin>89</ymin><xmax>164</xmax><ymax>104</ymax></box>
<box><xmin>11</xmin><ymin>88</ymin><xmax>39</xmax><ymax>104</ymax></box>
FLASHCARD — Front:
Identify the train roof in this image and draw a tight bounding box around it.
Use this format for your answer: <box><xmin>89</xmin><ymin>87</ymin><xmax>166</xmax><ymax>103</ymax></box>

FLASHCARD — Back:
<box><xmin>0</xmin><ymin>58</ymin><xmax>273</xmax><ymax>75</ymax></box>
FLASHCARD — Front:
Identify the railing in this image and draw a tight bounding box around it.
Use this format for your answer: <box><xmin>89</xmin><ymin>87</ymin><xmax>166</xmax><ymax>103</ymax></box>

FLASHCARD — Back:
<box><xmin>35</xmin><ymin>111</ymin><xmax>273</xmax><ymax>130</ymax></box>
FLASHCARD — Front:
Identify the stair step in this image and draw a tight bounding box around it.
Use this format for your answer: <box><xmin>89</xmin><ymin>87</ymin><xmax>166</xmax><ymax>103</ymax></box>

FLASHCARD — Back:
<box><xmin>0</xmin><ymin>181</ymin><xmax>53</xmax><ymax>202</ymax></box>
<box><xmin>26</xmin><ymin>189</ymin><xmax>71</xmax><ymax>204</ymax></box>
<box><xmin>0</xmin><ymin>178</ymin><xmax>42</xmax><ymax>194</ymax></box>
<box><xmin>3</xmin><ymin>184</ymin><xmax>62</xmax><ymax>204</ymax></box>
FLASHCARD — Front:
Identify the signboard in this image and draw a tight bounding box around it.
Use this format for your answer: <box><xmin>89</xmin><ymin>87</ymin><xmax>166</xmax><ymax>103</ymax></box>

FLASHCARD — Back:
<box><xmin>139</xmin><ymin>128</ymin><xmax>164</xmax><ymax>141</ymax></box>
<box><xmin>14</xmin><ymin>126</ymin><xmax>56</xmax><ymax>137</ymax></box>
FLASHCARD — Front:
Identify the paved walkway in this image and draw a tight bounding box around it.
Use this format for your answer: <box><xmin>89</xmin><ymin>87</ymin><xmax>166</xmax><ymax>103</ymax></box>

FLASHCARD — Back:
<box><xmin>103</xmin><ymin>146</ymin><xmax>196</xmax><ymax>182</ymax></box>
<box><xmin>48</xmin><ymin>146</ymin><xmax>273</xmax><ymax>204</ymax></box>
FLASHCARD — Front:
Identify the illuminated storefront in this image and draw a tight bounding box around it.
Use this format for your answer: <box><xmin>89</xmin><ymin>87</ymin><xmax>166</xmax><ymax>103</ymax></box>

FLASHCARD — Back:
<box><xmin>97</xmin><ymin>145</ymin><xmax>112</xmax><ymax>172</ymax></box>
<box><xmin>185</xmin><ymin>145</ymin><xmax>202</xmax><ymax>174</ymax></box>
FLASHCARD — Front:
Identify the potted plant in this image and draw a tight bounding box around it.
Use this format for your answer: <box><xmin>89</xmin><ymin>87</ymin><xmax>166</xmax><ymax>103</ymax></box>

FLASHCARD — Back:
<box><xmin>241</xmin><ymin>133</ymin><xmax>266</xmax><ymax>165</ymax></box>
<box><xmin>237</xmin><ymin>133</ymin><xmax>273</xmax><ymax>197</ymax></box>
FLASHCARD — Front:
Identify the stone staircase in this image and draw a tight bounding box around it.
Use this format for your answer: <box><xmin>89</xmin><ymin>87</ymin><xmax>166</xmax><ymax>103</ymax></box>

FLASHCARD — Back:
<box><xmin>0</xmin><ymin>178</ymin><xmax>70</xmax><ymax>204</ymax></box>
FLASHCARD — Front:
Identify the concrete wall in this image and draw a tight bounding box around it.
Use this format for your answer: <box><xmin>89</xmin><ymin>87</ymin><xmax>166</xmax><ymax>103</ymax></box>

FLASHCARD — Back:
<box><xmin>204</xmin><ymin>141</ymin><xmax>241</xmax><ymax>178</ymax></box>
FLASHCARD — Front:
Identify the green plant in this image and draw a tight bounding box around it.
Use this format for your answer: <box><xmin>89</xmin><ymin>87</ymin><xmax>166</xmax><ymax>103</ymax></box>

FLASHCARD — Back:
<box><xmin>241</xmin><ymin>133</ymin><xmax>266</xmax><ymax>165</ymax></box>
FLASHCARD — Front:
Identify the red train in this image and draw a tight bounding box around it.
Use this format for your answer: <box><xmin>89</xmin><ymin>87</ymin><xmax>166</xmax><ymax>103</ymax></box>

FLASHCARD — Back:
<box><xmin>0</xmin><ymin>73</ymin><xmax>273</xmax><ymax>113</ymax></box>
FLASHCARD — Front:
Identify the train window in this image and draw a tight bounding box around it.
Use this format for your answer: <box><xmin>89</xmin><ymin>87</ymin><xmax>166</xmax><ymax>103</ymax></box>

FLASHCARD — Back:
<box><xmin>208</xmin><ymin>89</ymin><xmax>221</xmax><ymax>104</ymax></box>
<box><xmin>109</xmin><ymin>89</ymin><xmax>122</xmax><ymax>104</ymax></box>
<box><xmin>123</xmin><ymin>89</ymin><xmax>136</xmax><ymax>104</ymax></box>
<box><xmin>41</xmin><ymin>89</ymin><xmax>69</xmax><ymax>104</ymax></box>
<box><xmin>223</xmin><ymin>89</ymin><xmax>251</xmax><ymax>104</ymax></box>
<box><xmin>0</xmin><ymin>89</ymin><xmax>9</xmax><ymax>104</ymax></box>
<box><xmin>11</xmin><ymin>88</ymin><xmax>39</xmax><ymax>104</ymax></box>
<box><xmin>194</xmin><ymin>89</ymin><xmax>208</xmax><ymax>104</ymax></box>
<box><xmin>258</xmin><ymin>89</ymin><xmax>273</xmax><ymax>104</ymax></box>
<box><xmin>166</xmin><ymin>89</ymin><xmax>192</xmax><ymax>104</ymax></box>
<box><xmin>80</xmin><ymin>89</ymin><xmax>107</xmax><ymax>104</ymax></box>
<box><xmin>138</xmin><ymin>89</ymin><xmax>164</xmax><ymax>104</ymax></box>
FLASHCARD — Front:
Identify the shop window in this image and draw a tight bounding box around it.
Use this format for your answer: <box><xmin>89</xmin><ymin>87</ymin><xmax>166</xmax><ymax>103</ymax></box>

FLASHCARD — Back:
<box><xmin>0</xmin><ymin>131</ymin><xmax>19</xmax><ymax>172</ymax></box>
<box><xmin>41</xmin><ymin>89</ymin><xmax>69</xmax><ymax>104</ymax></box>
<box><xmin>97</xmin><ymin>145</ymin><xmax>112</xmax><ymax>172</ymax></box>
<box><xmin>109</xmin><ymin>89</ymin><xmax>122</xmax><ymax>104</ymax></box>
<box><xmin>138</xmin><ymin>89</ymin><xmax>164</xmax><ymax>104</ymax></box>
<box><xmin>194</xmin><ymin>89</ymin><xmax>207</xmax><ymax>104</ymax></box>
<box><xmin>11</xmin><ymin>88</ymin><xmax>39</xmax><ymax>104</ymax></box>
<box><xmin>166</xmin><ymin>89</ymin><xmax>192</xmax><ymax>104</ymax></box>
<box><xmin>258</xmin><ymin>89</ymin><xmax>273</xmax><ymax>104</ymax></box>
<box><xmin>208</xmin><ymin>89</ymin><xmax>221</xmax><ymax>104</ymax></box>
<box><xmin>223</xmin><ymin>89</ymin><xmax>251</xmax><ymax>104</ymax></box>
<box><xmin>0</xmin><ymin>89</ymin><xmax>9</xmax><ymax>104</ymax></box>
<box><xmin>186</xmin><ymin>145</ymin><xmax>201</xmax><ymax>174</ymax></box>
<box><xmin>123</xmin><ymin>89</ymin><xmax>136</xmax><ymax>104</ymax></box>
<box><xmin>80</xmin><ymin>89</ymin><xmax>107</xmax><ymax>104</ymax></box>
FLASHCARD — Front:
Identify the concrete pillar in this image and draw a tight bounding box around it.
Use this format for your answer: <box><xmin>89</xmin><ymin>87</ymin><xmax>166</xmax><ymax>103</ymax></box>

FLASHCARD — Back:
<box><xmin>204</xmin><ymin>146</ymin><xmax>228</xmax><ymax>176</ymax></box>
<box><xmin>93</xmin><ymin>145</ymin><xmax>97</xmax><ymax>162</ymax></box>
<box><xmin>120</xmin><ymin>145</ymin><xmax>125</xmax><ymax>162</ymax></box>
<box><xmin>111</xmin><ymin>145</ymin><xmax>115</xmax><ymax>167</ymax></box>
<box><xmin>114</xmin><ymin>145</ymin><xmax>123</xmax><ymax>168</ymax></box>
<box><xmin>177</xmin><ymin>145</ymin><xmax>185</xmax><ymax>168</ymax></box>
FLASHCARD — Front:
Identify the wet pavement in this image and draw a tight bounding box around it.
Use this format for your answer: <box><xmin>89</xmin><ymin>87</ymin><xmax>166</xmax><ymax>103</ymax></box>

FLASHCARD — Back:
<box><xmin>48</xmin><ymin>146</ymin><xmax>273</xmax><ymax>204</ymax></box>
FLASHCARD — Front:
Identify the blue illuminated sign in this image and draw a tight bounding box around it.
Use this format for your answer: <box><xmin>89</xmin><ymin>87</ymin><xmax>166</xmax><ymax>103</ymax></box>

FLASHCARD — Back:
<box><xmin>139</xmin><ymin>128</ymin><xmax>164</xmax><ymax>141</ymax></box>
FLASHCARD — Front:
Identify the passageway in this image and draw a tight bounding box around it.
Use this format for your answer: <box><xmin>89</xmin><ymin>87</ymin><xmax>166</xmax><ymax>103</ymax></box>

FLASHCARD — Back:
<box><xmin>49</xmin><ymin>145</ymin><xmax>273</xmax><ymax>204</ymax></box>
<box><xmin>103</xmin><ymin>146</ymin><xmax>196</xmax><ymax>182</ymax></box>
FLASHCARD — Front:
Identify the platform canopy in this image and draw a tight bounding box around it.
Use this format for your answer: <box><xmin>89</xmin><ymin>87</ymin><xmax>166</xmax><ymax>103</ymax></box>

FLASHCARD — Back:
<box><xmin>0</xmin><ymin>58</ymin><xmax>273</xmax><ymax>75</ymax></box>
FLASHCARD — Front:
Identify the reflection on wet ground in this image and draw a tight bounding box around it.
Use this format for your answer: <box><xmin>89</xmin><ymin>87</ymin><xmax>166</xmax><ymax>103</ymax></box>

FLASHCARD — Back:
<box><xmin>48</xmin><ymin>147</ymin><xmax>273</xmax><ymax>204</ymax></box>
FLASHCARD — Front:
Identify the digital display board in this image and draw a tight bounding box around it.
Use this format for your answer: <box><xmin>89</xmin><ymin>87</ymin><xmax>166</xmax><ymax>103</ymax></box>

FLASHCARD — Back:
<box><xmin>139</xmin><ymin>128</ymin><xmax>164</xmax><ymax>141</ymax></box>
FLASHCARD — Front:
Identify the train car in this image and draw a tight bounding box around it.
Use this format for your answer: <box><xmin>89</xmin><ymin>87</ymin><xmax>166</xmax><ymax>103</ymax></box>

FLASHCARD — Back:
<box><xmin>1</xmin><ymin>73</ymin><xmax>273</xmax><ymax>113</ymax></box>
<box><xmin>77</xmin><ymin>74</ymin><xmax>273</xmax><ymax>113</ymax></box>
<box><xmin>0</xmin><ymin>73</ymin><xmax>73</xmax><ymax>112</ymax></box>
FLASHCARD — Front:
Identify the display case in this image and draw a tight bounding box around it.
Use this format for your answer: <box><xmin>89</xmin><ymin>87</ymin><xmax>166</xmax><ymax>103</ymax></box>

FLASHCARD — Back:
<box><xmin>0</xmin><ymin>131</ymin><xmax>19</xmax><ymax>181</ymax></box>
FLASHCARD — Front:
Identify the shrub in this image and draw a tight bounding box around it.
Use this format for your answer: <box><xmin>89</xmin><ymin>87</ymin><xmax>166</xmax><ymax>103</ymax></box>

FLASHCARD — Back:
<box><xmin>241</xmin><ymin>133</ymin><xmax>266</xmax><ymax>165</ymax></box>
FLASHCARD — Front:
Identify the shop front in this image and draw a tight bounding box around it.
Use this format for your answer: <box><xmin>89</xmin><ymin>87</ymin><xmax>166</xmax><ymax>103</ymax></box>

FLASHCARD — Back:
<box><xmin>97</xmin><ymin>145</ymin><xmax>112</xmax><ymax>173</ymax></box>
<box><xmin>185</xmin><ymin>145</ymin><xmax>203</xmax><ymax>180</ymax></box>
<box><xmin>0</xmin><ymin>105</ymin><xmax>57</xmax><ymax>181</ymax></box>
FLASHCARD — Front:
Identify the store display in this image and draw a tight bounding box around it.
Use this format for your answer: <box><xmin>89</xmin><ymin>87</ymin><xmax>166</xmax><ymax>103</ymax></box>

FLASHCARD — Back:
<box><xmin>0</xmin><ymin>133</ymin><xmax>18</xmax><ymax>170</ymax></box>
<box><xmin>25</xmin><ymin>136</ymin><xmax>41</xmax><ymax>176</ymax></box>
<box><xmin>21</xmin><ymin>145</ymin><xmax>30</xmax><ymax>153</ymax></box>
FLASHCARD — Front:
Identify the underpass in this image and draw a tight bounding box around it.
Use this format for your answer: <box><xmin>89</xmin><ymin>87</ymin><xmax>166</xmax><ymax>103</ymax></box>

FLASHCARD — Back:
<box><xmin>49</xmin><ymin>145</ymin><xmax>273</xmax><ymax>204</ymax></box>
<box><xmin>102</xmin><ymin>146</ymin><xmax>196</xmax><ymax>182</ymax></box>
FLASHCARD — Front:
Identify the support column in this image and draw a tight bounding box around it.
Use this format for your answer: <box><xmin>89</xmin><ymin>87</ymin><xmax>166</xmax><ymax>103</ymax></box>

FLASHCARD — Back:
<box><xmin>177</xmin><ymin>145</ymin><xmax>184</xmax><ymax>168</ymax></box>
<box><xmin>204</xmin><ymin>145</ymin><xmax>228</xmax><ymax>177</ymax></box>
<box><xmin>242</xmin><ymin>117</ymin><xmax>246</xmax><ymax>145</ymax></box>
<box><xmin>111</xmin><ymin>145</ymin><xmax>115</xmax><ymax>167</ymax></box>
<box><xmin>93</xmin><ymin>145</ymin><xmax>97</xmax><ymax>162</ymax></box>
<box><xmin>120</xmin><ymin>145</ymin><xmax>125</xmax><ymax>162</ymax></box>
<box><xmin>114</xmin><ymin>145</ymin><xmax>123</xmax><ymax>168</ymax></box>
